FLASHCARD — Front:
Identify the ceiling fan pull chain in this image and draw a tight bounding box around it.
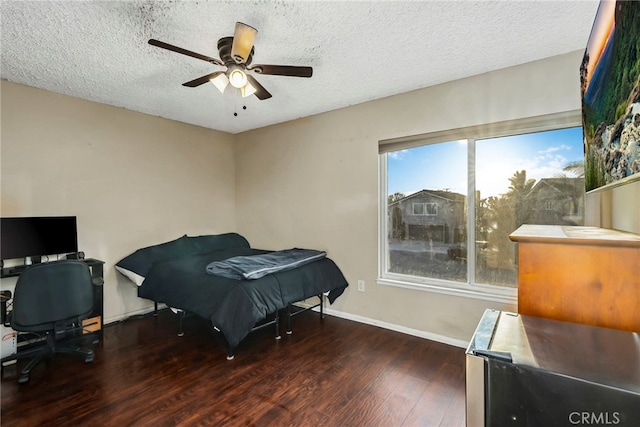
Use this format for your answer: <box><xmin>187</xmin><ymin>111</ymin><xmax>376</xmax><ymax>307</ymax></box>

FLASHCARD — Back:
<box><xmin>233</xmin><ymin>92</ymin><xmax>239</xmax><ymax>116</ymax></box>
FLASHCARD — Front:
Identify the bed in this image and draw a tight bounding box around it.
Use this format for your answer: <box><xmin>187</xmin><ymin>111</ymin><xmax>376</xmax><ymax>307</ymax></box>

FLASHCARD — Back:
<box><xmin>115</xmin><ymin>233</ymin><xmax>348</xmax><ymax>358</ymax></box>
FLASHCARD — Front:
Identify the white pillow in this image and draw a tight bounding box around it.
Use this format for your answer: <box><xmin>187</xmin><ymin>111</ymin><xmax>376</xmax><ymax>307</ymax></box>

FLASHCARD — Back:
<box><xmin>114</xmin><ymin>265</ymin><xmax>145</xmax><ymax>286</ymax></box>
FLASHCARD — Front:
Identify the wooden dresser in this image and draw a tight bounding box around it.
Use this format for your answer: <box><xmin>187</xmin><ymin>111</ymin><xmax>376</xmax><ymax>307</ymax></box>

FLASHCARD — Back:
<box><xmin>509</xmin><ymin>225</ymin><xmax>640</xmax><ymax>332</ymax></box>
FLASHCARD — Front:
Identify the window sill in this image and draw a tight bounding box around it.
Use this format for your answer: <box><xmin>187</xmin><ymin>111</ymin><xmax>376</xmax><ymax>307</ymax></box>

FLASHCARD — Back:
<box><xmin>377</xmin><ymin>275</ymin><xmax>517</xmax><ymax>304</ymax></box>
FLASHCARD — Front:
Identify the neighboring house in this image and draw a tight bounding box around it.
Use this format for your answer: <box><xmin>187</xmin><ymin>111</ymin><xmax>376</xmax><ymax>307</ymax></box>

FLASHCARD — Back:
<box><xmin>523</xmin><ymin>178</ymin><xmax>585</xmax><ymax>225</ymax></box>
<box><xmin>389</xmin><ymin>190</ymin><xmax>466</xmax><ymax>242</ymax></box>
<box><xmin>388</xmin><ymin>178</ymin><xmax>584</xmax><ymax>243</ymax></box>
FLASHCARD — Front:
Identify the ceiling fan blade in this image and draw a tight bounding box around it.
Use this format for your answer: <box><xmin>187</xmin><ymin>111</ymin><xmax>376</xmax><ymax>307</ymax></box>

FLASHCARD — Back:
<box><xmin>247</xmin><ymin>64</ymin><xmax>313</xmax><ymax>78</ymax></box>
<box><xmin>183</xmin><ymin>72</ymin><xmax>225</xmax><ymax>88</ymax></box>
<box><xmin>246</xmin><ymin>75</ymin><xmax>272</xmax><ymax>100</ymax></box>
<box><xmin>231</xmin><ymin>22</ymin><xmax>257</xmax><ymax>64</ymax></box>
<box><xmin>149</xmin><ymin>39</ymin><xmax>224</xmax><ymax>66</ymax></box>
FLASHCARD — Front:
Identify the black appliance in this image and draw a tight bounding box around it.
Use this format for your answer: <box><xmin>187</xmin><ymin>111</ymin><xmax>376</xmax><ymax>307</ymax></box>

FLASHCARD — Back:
<box><xmin>466</xmin><ymin>309</ymin><xmax>640</xmax><ymax>426</ymax></box>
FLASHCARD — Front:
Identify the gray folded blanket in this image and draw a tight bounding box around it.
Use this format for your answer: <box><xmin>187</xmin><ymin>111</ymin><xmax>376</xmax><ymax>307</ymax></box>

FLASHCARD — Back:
<box><xmin>205</xmin><ymin>248</ymin><xmax>327</xmax><ymax>280</ymax></box>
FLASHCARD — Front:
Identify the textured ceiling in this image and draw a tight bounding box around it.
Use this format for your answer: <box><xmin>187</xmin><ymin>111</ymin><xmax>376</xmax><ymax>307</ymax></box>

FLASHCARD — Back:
<box><xmin>1</xmin><ymin>0</ymin><xmax>600</xmax><ymax>134</ymax></box>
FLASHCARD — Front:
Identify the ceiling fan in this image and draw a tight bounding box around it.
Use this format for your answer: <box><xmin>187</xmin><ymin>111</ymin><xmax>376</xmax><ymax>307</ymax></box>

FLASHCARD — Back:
<box><xmin>149</xmin><ymin>22</ymin><xmax>313</xmax><ymax>100</ymax></box>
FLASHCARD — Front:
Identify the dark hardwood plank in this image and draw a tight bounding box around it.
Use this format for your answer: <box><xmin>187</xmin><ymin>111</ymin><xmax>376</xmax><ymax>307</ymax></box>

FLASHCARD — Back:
<box><xmin>1</xmin><ymin>308</ymin><xmax>466</xmax><ymax>426</ymax></box>
<box><xmin>402</xmin><ymin>361</ymin><xmax>466</xmax><ymax>426</ymax></box>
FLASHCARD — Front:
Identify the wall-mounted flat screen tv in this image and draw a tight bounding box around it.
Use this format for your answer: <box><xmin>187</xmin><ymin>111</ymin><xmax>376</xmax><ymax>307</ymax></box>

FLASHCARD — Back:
<box><xmin>0</xmin><ymin>216</ymin><xmax>78</xmax><ymax>261</ymax></box>
<box><xmin>580</xmin><ymin>0</ymin><xmax>640</xmax><ymax>192</ymax></box>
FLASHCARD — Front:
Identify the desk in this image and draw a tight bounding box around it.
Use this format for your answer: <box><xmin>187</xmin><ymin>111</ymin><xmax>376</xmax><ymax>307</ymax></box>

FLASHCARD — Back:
<box><xmin>1</xmin><ymin>258</ymin><xmax>105</xmax><ymax>335</ymax></box>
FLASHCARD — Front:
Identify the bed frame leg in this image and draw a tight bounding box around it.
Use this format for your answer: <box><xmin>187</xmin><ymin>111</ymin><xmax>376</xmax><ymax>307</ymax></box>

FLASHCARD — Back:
<box><xmin>320</xmin><ymin>294</ymin><xmax>324</xmax><ymax>319</ymax></box>
<box><xmin>211</xmin><ymin>327</ymin><xmax>234</xmax><ymax>360</ymax></box>
<box><xmin>286</xmin><ymin>305</ymin><xmax>292</xmax><ymax>335</ymax></box>
<box><xmin>274</xmin><ymin>310</ymin><xmax>281</xmax><ymax>340</ymax></box>
<box><xmin>178</xmin><ymin>310</ymin><xmax>185</xmax><ymax>337</ymax></box>
<box><xmin>153</xmin><ymin>301</ymin><xmax>158</xmax><ymax>316</ymax></box>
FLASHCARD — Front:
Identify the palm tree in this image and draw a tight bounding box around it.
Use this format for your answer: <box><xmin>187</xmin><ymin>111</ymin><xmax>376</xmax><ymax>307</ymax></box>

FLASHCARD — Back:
<box><xmin>479</xmin><ymin>170</ymin><xmax>535</xmax><ymax>274</ymax></box>
<box><xmin>506</xmin><ymin>170</ymin><xmax>535</xmax><ymax>228</ymax></box>
<box><xmin>562</xmin><ymin>160</ymin><xmax>585</xmax><ymax>178</ymax></box>
<box><xmin>507</xmin><ymin>170</ymin><xmax>536</xmax><ymax>197</ymax></box>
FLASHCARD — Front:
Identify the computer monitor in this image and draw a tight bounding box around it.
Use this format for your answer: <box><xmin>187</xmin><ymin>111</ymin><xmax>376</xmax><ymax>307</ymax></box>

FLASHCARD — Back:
<box><xmin>0</xmin><ymin>216</ymin><xmax>78</xmax><ymax>261</ymax></box>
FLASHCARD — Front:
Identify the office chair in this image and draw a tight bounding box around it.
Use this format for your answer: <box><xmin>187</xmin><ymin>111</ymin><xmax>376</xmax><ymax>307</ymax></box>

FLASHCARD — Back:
<box><xmin>9</xmin><ymin>260</ymin><xmax>96</xmax><ymax>384</ymax></box>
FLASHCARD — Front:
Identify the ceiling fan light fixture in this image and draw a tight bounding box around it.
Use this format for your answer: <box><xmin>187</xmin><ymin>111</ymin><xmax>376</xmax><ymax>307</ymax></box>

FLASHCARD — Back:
<box><xmin>241</xmin><ymin>81</ymin><xmax>257</xmax><ymax>98</ymax></box>
<box><xmin>228</xmin><ymin>66</ymin><xmax>248</xmax><ymax>89</ymax></box>
<box><xmin>231</xmin><ymin>22</ymin><xmax>257</xmax><ymax>64</ymax></box>
<box><xmin>210</xmin><ymin>73</ymin><xmax>229</xmax><ymax>93</ymax></box>
<box><xmin>149</xmin><ymin>22</ymin><xmax>312</xmax><ymax>102</ymax></box>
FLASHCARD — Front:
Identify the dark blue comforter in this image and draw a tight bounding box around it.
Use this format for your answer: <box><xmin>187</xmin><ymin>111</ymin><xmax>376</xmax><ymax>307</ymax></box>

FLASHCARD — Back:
<box><xmin>138</xmin><ymin>247</ymin><xmax>348</xmax><ymax>350</ymax></box>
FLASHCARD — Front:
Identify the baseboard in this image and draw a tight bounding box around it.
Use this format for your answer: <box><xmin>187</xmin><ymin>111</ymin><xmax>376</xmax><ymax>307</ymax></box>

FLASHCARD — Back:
<box><xmin>295</xmin><ymin>302</ymin><xmax>469</xmax><ymax>349</ymax></box>
<box><xmin>104</xmin><ymin>304</ymin><xmax>164</xmax><ymax>325</ymax></box>
<box><xmin>106</xmin><ymin>303</ymin><xmax>469</xmax><ymax>349</ymax></box>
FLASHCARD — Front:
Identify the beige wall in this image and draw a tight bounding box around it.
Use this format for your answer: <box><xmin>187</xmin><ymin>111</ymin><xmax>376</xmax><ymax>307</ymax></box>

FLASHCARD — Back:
<box><xmin>1</xmin><ymin>81</ymin><xmax>236</xmax><ymax>322</ymax></box>
<box><xmin>234</xmin><ymin>51</ymin><xmax>587</xmax><ymax>344</ymax></box>
<box><xmin>585</xmin><ymin>179</ymin><xmax>640</xmax><ymax>234</ymax></box>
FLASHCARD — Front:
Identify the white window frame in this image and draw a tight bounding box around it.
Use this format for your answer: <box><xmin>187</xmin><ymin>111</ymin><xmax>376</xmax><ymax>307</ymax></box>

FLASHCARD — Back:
<box><xmin>377</xmin><ymin>110</ymin><xmax>582</xmax><ymax>303</ymax></box>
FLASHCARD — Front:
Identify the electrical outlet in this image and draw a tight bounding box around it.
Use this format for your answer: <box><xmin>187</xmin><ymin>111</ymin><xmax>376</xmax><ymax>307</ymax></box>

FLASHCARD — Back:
<box><xmin>357</xmin><ymin>280</ymin><xmax>365</xmax><ymax>292</ymax></box>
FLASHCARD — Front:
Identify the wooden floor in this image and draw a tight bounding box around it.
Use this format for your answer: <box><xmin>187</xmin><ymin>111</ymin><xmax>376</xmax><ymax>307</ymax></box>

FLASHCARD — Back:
<box><xmin>1</xmin><ymin>308</ymin><xmax>467</xmax><ymax>426</ymax></box>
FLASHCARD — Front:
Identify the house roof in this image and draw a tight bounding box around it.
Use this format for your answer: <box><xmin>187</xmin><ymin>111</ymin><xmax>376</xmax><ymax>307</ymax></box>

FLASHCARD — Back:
<box><xmin>526</xmin><ymin>177</ymin><xmax>586</xmax><ymax>199</ymax></box>
<box><xmin>390</xmin><ymin>189</ymin><xmax>466</xmax><ymax>206</ymax></box>
<box><xmin>0</xmin><ymin>1</ymin><xmax>599</xmax><ymax>134</ymax></box>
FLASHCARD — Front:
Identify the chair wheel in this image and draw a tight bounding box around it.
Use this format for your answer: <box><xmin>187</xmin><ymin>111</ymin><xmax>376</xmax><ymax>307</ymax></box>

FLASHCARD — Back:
<box><xmin>18</xmin><ymin>374</ymin><xmax>29</xmax><ymax>384</ymax></box>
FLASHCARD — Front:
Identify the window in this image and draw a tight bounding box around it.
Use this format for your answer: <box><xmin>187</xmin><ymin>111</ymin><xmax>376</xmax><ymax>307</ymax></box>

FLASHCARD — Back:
<box><xmin>379</xmin><ymin>112</ymin><xmax>585</xmax><ymax>300</ymax></box>
<box><xmin>412</xmin><ymin>203</ymin><xmax>438</xmax><ymax>216</ymax></box>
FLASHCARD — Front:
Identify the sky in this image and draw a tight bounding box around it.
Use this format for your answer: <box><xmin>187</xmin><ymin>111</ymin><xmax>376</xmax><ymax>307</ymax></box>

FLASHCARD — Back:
<box><xmin>387</xmin><ymin>126</ymin><xmax>585</xmax><ymax>199</ymax></box>
<box><xmin>584</xmin><ymin>0</ymin><xmax>616</xmax><ymax>89</ymax></box>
